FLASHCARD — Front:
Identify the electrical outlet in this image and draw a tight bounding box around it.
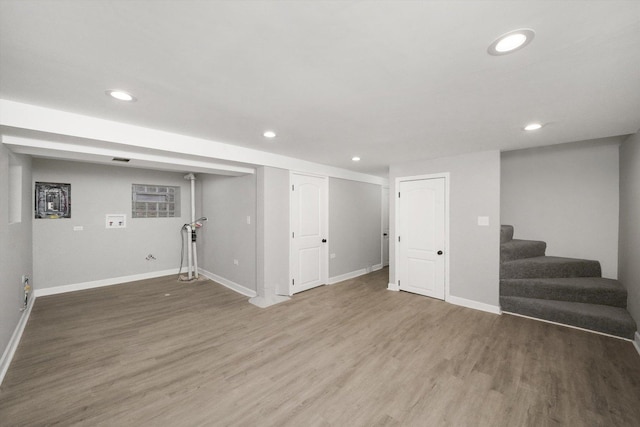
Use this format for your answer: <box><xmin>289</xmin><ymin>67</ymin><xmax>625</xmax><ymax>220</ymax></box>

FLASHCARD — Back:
<box><xmin>233</xmin><ymin>259</ymin><xmax>239</xmax><ymax>265</ymax></box>
<box><xmin>246</xmin><ymin>216</ymin><xmax>251</xmax><ymax>224</ymax></box>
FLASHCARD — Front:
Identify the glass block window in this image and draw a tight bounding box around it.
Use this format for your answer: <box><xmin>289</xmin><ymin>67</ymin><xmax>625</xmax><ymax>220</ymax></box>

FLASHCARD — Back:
<box><xmin>132</xmin><ymin>184</ymin><xmax>180</xmax><ymax>218</ymax></box>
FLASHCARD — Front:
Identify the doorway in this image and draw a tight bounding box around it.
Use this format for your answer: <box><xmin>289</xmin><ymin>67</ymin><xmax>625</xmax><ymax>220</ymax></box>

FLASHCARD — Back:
<box><xmin>290</xmin><ymin>172</ymin><xmax>328</xmax><ymax>294</ymax></box>
<box><xmin>396</xmin><ymin>175</ymin><xmax>448</xmax><ymax>300</ymax></box>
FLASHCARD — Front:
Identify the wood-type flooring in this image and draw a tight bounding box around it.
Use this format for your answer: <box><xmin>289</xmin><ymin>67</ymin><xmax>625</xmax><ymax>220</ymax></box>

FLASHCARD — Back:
<box><xmin>1</xmin><ymin>268</ymin><xmax>639</xmax><ymax>426</ymax></box>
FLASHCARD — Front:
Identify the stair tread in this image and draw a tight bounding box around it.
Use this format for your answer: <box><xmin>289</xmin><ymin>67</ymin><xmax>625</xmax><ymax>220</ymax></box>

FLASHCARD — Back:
<box><xmin>501</xmin><ymin>296</ymin><xmax>636</xmax><ymax>339</ymax></box>
<box><xmin>500</xmin><ymin>239</ymin><xmax>547</xmax><ymax>262</ymax></box>
<box><xmin>500</xmin><ymin>225</ymin><xmax>514</xmax><ymax>244</ymax></box>
<box><xmin>503</xmin><ymin>256</ymin><xmax>599</xmax><ymax>266</ymax></box>
<box><xmin>500</xmin><ymin>256</ymin><xmax>601</xmax><ymax>279</ymax></box>
<box><xmin>501</xmin><ymin>277</ymin><xmax>623</xmax><ymax>290</ymax></box>
<box><xmin>500</xmin><ymin>277</ymin><xmax>627</xmax><ymax>307</ymax></box>
<box><xmin>501</xmin><ymin>238</ymin><xmax>546</xmax><ymax>246</ymax></box>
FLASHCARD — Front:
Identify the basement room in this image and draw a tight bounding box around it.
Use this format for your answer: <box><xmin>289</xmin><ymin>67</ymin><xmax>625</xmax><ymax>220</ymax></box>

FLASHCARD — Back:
<box><xmin>1</xmin><ymin>1</ymin><xmax>639</xmax><ymax>425</ymax></box>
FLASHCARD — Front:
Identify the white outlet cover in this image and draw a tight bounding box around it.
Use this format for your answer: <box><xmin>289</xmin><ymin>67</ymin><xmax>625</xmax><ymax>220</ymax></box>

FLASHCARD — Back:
<box><xmin>73</xmin><ymin>225</ymin><xmax>84</xmax><ymax>231</ymax></box>
<box><xmin>234</xmin><ymin>259</ymin><xmax>239</xmax><ymax>265</ymax></box>
<box><xmin>246</xmin><ymin>216</ymin><xmax>251</xmax><ymax>224</ymax></box>
<box><xmin>477</xmin><ymin>216</ymin><xmax>490</xmax><ymax>226</ymax></box>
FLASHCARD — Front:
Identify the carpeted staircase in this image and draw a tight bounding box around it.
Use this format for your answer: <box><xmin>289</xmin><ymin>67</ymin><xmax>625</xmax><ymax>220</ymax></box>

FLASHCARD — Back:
<box><xmin>500</xmin><ymin>225</ymin><xmax>636</xmax><ymax>339</ymax></box>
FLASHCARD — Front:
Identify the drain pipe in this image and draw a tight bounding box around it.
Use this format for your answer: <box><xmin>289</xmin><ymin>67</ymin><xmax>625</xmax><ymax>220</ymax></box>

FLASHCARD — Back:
<box><xmin>185</xmin><ymin>173</ymin><xmax>197</xmax><ymax>279</ymax></box>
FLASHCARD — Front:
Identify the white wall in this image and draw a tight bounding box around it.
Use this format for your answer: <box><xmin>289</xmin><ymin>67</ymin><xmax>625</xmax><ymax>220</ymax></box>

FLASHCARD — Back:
<box><xmin>501</xmin><ymin>138</ymin><xmax>621</xmax><ymax>279</ymax></box>
<box><xmin>199</xmin><ymin>173</ymin><xmax>257</xmax><ymax>291</ymax></box>
<box><xmin>329</xmin><ymin>178</ymin><xmax>382</xmax><ymax>278</ymax></box>
<box><xmin>0</xmin><ymin>145</ymin><xmax>32</xmax><ymax>358</ymax></box>
<box><xmin>389</xmin><ymin>151</ymin><xmax>501</xmax><ymax>308</ymax></box>
<box><xmin>619</xmin><ymin>131</ymin><xmax>640</xmax><ymax>333</ymax></box>
<box><xmin>32</xmin><ymin>159</ymin><xmax>190</xmax><ymax>289</ymax></box>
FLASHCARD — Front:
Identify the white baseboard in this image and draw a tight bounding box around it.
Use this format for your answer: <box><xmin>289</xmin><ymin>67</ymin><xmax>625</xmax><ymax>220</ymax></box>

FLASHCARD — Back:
<box><xmin>387</xmin><ymin>282</ymin><xmax>399</xmax><ymax>291</ymax></box>
<box><xmin>328</xmin><ymin>265</ymin><xmax>383</xmax><ymax>285</ymax></box>
<box><xmin>634</xmin><ymin>332</ymin><xmax>640</xmax><ymax>357</ymax></box>
<box><xmin>328</xmin><ymin>268</ymin><xmax>368</xmax><ymax>285</ymax></box>
<box><xmin>249</xmin><ymin>295</ymin><xmax>290</xmax><ymax>308</ymax></box>
<box><xmin>0</xmin><ymin>294</ymin><xmax>36</xmax><ymax>386</ymax></box>
<box><xmin>447</xmin><ymin>295</ymin><xmax>502</xmax><ymax>315</ymax></box>
<box><xmin>503</xmin><ymin>311</ymin><xmax>633</xmax><ymax>342</ymax></box>
<box><xmin>33</xmin><ymin>269</ymin><xmax>180</xmax><ymax>297</ymax></box>
<box><xmin>198</xmin><ymin>268</ymin><xmax>257</xmax><ymax>297</ymax></box>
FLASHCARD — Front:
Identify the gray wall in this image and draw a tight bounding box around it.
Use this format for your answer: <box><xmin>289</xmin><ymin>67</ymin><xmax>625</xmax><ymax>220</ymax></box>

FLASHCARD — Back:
<box><xmin>329</xmin><ymin>178</ymin><xmax>382</xmax><ymax>278</ymax></box>
<box><xmin>501</xmin><ymin>138</ymin><xmax>620</xmax><ymax>279</ymax></box>
<box><xmin>256</xmin><ymin>166</ymin><xmax>290</xmax><ymax>297</ymax></box>
<box><xmin>0</xmin><ymin>145</ymin><xmax>32</xmax><ymax>357</ymax></box>
<box><xmin>199</xmin><ymin>173</ymin><xmax>257</xmax><ymax>291</ymax></box>
<box><xmin>619</xmin><ymin>131</ymin><xmax>640</xmax><ymax>333</ymax></box>
<box><xmin>32</xmin><ymin>159</ymin><xmax>190</xmax><ymax>288</ymax></box>
<box><xmin>389</xmin><ymin>150</ymin><xmax>501</xmax><ymax>307</ymax></box>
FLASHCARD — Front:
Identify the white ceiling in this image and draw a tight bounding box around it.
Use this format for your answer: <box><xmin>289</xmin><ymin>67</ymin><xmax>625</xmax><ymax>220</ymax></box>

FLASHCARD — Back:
<box><xmin>1</xmin><ymin>0</ymin><xmax>639</xmax><ymax>177</ymax></box>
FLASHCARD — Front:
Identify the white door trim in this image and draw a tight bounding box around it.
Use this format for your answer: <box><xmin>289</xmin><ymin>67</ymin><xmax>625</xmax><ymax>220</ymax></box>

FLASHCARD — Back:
<box><xmin>394</xmin><ymin>173</ymin><xmax>450</xmax><ymax>301</ymax></box>
<box><xmin>289</xmin><ymin>171</ymin><xmax>329</xmax><ymax>295</ymax></box>
<box><xmin>381</xmin><ymin>186</ymin><xmax>390</xmax><ymax>267</ymax></box>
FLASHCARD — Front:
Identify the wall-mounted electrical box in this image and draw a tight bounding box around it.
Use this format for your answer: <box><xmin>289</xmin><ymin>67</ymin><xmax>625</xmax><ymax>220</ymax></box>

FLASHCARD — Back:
<box><xmin>106</xmin><ymin>214</ymin><xmax>126</xmax><ymax>229</ymax></box>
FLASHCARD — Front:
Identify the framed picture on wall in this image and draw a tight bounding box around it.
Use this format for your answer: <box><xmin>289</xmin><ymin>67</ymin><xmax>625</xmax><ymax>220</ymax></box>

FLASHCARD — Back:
<box><xmin>35</xmin><ymin>182</ymin><xmax>71</xmax><ymax>219</ymax></box>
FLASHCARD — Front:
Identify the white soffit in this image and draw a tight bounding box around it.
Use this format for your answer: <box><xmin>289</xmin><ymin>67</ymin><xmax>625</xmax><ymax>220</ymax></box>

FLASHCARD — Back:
<box><xmin>0</xmin><ymin>100</ymin><xmax>387</xmax><ymax>185</ymax></box>
<box><xmin>1</xmin><ymin>135</ymin><xmax>255</xmax><ymax>176</ymax></box>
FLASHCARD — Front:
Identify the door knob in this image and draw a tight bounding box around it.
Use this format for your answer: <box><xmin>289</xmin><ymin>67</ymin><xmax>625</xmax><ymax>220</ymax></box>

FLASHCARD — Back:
<box><xmin>322</xmin><ymin>239</ymin><xmax>327</xmax><ymax>243</ymax></box>
<box><xmin>437</xmin><ymin>250</ymin><xmax>443</xmax><ymax>255</ymax></box>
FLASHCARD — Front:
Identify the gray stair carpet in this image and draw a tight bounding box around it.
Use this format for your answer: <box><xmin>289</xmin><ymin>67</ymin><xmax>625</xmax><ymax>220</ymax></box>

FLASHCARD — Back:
<box><xmin>500</xmin><ymin>296</ymin><xmax>636</xmax><ymax>339</ymax></box>
<box><xmin>500</xmin><ymin>239</ymin><xmax>546</xmax><ymax>263</ymax></box>
<box><xmin>500</xmin><ymin>225</ymin><xmax>514</xmax><ymax>244</ymax></box>
<box><xmin>500</xmin><ymin>277</ymin><xmax>627</xmax><ymax>307</ymax></box>
<box><xmin>501</xmin><ymin>256</ymin><xmax>602</xmax><ymax>280</ymax></box>
<box><xmin>499</xmin><ymin>224</ymin><xmax>637</xmax><ymax>339</ymax></box>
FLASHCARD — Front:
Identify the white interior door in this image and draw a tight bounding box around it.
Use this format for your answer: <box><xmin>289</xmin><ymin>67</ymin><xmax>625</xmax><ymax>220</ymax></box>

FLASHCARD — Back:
<box><xmin>398</xmin><ymin>178</ymin><xmax>446</xmax><ymax>299</ymax></box>
<box><xmin>290</xmin><ymin>173</ymin><xmax>327</xmax><ymax>294</ymax></box>
<box><xmin>382</xmin><ymin>187</ymin><xmax>390</xmax><ymax>266</ymax></box>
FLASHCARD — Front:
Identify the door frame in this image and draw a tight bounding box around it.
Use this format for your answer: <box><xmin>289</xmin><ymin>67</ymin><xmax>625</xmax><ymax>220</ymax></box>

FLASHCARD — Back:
<box><xmin>394</xmin><ymin>173</ymin><xmax>450</xmax><ymax>301</ymax></box>
<box><xmin>289</xmin><ymin>171</ymin><xmax>329</xmax><ymax>295</ymax></box>
<box><xmin>381</xmin><ymin>186</ymin><xmax>390</xmax><ymax>267</ymax></box>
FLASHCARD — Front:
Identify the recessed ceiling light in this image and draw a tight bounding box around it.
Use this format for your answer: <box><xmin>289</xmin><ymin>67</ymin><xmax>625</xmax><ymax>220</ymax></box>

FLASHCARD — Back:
<box><xmin>106</xmin><ymin>90</ymin><xmax>136</xmax><ymax>102</ymax></box>
<box><xmin>263</xmin><ymin>131</ymin><xmax>276</xmax><ymax>138</ymax></box>
<box><xmin>488</xmin><ymin>29</ymin><xmax>535</xmax><ymax>56</ymax></box>
<box><xmin>524</xmin><ymin>123</ymin><xmax>543</xmax><ymax>131</ymax></box>
<box><xmin>352</xmin><ymin>156</ymin><xmax>361</xmax><ymax>162</ymax></box>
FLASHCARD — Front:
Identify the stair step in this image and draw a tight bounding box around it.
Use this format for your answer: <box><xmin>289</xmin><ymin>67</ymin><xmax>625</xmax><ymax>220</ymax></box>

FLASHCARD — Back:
<box><xmin>500</xmin><ymin>239</ymin><xmax>546</xmax><ymax>263</ymax></box>
<box><xmin>500</xmin><ymin>296</ymin><xmax>637</xmax><ymax>339</ymax></box>
<box><xmin>500</xmin><ymin>256</ymin><xmax>601</xmax><ymax>280</ymax></box>
<box><xmin>500</xmin><ymin>277</ymin><xmax>627</xmax><ymax>307</ymax></box>
<box><xmin>500</xmin><ymin>225</ymin><xmax>514</xmax><ymax>244</ymax></box>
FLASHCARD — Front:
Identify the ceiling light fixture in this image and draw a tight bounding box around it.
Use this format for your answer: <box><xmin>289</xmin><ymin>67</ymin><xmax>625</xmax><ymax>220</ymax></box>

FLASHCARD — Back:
<box><xmin>351</xmin><ymin>156</ymin><xmax>361</xmax><ymax>162</ymax></box>
<box><xmin>263</xmin><ymin>131</ymin><xmax>276</xmax><ymax>138</ymax></box>
<box><xmin>488</xmin><ymin>29</ymin><xmax>535</xmax><ymax>55</ymax></box>
<box><xmin>524</xmin><ymin>123</ymin><xmax>543</xmax><ymax>131</ymax></box>
<box><xmin>106</xmin><ymin>90</ymin><xmax>136</xmax><ymax>102</ymax></box>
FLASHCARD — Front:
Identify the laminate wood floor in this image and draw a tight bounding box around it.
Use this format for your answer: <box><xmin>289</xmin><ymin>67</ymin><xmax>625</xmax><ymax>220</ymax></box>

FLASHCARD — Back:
<box><xmin>1</xmin><ymin>268</ymin><xmax>639</xmax><ymax>426</ymax></box>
